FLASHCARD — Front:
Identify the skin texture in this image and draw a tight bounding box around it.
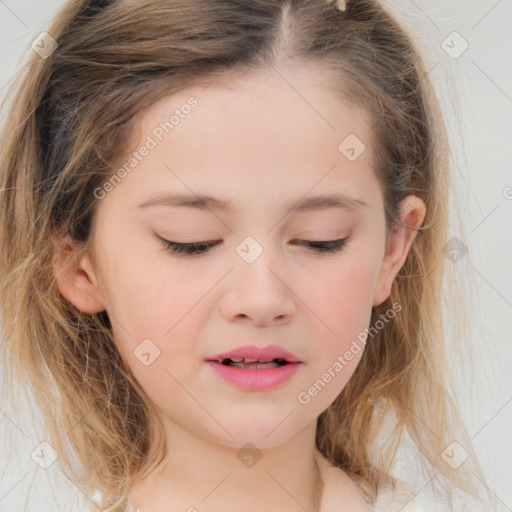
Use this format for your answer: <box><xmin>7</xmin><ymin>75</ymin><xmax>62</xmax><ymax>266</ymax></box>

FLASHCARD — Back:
<box><xmin>53</xmin><ymin>62</ymin><xmax>426</xmax><ymax>512</ymax></box>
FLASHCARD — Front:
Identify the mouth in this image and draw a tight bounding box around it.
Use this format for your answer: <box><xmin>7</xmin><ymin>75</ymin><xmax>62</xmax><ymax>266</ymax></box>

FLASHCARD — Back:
<box><xmin>214</xmin><ymin>357</ymin><xmax>291</xmax><ymax>369</ymax></box>
<box><xmin>208</xmin><ymin>344</ymin><xmax>301</xmax><ymax>365</ymax></box>
<box><xmin>205</xmin><ymin>355</ymin><xmax>302</xmax><ymax>391</ymax></box>
<box><xmin>206</xmin><ymin>344</ymin><xmax>302</xmax><ymax>390</ymax></box>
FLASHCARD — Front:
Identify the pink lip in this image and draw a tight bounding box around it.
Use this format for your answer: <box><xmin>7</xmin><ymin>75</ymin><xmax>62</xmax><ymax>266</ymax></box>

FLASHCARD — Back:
<box><xmin>208</xmin><ymin>344</ymin><xmax>301</xmax><ymax>363</ymax></box>
<box><xmin>206</xmin><ymin>361</ymin><xmax>302</xmax><ymax>391</ymax></box>
<box><xmin>206</xmin><ymin>344</ymin><xmax>302</xmax><ymax>391</ymax></box>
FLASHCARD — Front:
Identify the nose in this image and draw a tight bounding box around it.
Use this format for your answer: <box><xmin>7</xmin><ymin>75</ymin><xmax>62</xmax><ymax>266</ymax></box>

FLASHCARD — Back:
<box><xmin>219</xmin><ymin>249</ymin><xmax>296</xmax><ymax>327</ymax></box>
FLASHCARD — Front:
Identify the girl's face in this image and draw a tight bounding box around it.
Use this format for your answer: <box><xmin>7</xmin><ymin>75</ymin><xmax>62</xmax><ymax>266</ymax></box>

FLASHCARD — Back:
<box><xmin>55</xmin><ymin>64</ymin><xmax>423</xmax><ymax>450</ymax></box>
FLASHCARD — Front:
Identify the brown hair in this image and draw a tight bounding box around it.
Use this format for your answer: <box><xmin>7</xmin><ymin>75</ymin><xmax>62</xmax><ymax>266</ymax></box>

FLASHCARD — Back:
<box><xmin>0</xmin><ymin>0</ymin><xmax>490</xmax><ymax>510</ymax></box>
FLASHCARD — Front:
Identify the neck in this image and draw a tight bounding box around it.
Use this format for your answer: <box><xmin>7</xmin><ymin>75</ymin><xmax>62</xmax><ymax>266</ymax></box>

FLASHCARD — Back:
<box><xmin>128</xmin><ymin>416</ymin><xmax>323</xmax><ymax>512</ymax></box>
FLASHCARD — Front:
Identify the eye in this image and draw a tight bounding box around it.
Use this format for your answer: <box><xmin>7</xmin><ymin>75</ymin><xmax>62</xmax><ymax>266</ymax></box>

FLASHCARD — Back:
<box><xmin>158</xmin><ymin>236</ymin><xmax>349</xmax><ymax>255</ymax></box>
<box><xmin>158</xmin><ymin>237</ymin><xmax>221</xmax><ymax>255</ymax></box>
<box><xmin>293</xmin><ymin>237</ymin><xmax>349</xmax><ymax>253</ymax></box>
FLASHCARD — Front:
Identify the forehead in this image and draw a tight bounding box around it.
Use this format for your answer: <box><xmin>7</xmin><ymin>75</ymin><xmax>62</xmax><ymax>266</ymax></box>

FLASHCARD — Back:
<box><xmin>135</xmin><ymin>62</ymin><xmax>373</xmax><ymax>151</ymax></box>
<box><xmin>99</xmin><ymin>63</ymin><xmax>380</xmax><ymax>219</ymax></box>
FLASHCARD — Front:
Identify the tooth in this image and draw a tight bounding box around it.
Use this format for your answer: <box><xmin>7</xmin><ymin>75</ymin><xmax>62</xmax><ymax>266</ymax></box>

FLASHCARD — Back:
<box><xmin>220</xmin><ymin>357</ymin><xmax>282</xmax><ymax>364</ymax></box>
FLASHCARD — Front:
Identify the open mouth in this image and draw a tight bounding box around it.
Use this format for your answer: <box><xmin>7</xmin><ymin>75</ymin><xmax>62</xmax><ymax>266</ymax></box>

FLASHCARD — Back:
<box><xmin>206</xmin><ymin>355</ymin><xmax>301</xmax><ymax>390</ymax></box>
<box><xmin>217</xmin><ymin>357</ymin><xmax>289</xmax><ymax>369</ymax></box>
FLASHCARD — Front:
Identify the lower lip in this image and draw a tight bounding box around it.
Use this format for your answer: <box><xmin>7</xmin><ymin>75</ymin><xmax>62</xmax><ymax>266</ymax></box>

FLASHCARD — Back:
<box><xmin>206</xmin><ymin>361</ymin><xmax>302</xmax><ymax>390</ymax></box>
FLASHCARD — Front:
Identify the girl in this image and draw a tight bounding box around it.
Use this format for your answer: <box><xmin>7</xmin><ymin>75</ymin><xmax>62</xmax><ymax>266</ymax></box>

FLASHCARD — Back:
<box><xmin>0</xmin><ymin>0</ymin><xmax>493</xmax><ymax>510</ymax></box>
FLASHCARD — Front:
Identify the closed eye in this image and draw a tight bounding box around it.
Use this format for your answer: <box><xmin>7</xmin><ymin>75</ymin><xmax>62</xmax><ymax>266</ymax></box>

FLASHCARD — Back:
<box><xmin>158</xmin><ymin>237</ymin><xmax>349</xmax><ymax>255</ymax></box>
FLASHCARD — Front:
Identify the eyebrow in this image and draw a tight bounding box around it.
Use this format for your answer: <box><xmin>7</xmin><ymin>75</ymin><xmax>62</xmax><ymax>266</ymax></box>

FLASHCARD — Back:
<box><xmin>137</xmin><ymin>192</ymin><xmax>369</xmax><ymax>213</ymax></box>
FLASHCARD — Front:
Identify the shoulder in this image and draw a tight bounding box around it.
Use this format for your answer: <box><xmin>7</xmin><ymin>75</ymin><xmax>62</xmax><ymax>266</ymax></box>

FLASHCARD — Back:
<box><xmin>87</xmin><ymin>491</ymin><xmax>130</xmax><ymax>512</ymax></box>
<box><xmin>314</xmin><ymin>448</ymin><xmax>429</xmax><ymax>512</ymax></box>
<box><xmin>314</xmin><ymin>449</ymin><xmax>371</xmax><ymax>511</ymax></box>
<box><xmin>88</xmin><ymin>502</ymin><xmax>130</xmax><ymax>512</ymax></box>
<box><xmin>373</xmin><ymin>478</ymin><xmax>428</xmax><ymax>512</ymax></box>
<box><xmin>88</xmin><ymin>503</ymin><xmax>125</xmax><ymax>512</ymax></box>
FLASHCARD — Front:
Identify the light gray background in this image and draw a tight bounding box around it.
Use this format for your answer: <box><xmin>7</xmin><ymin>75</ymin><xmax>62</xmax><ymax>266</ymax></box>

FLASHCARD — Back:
<box><xmin>0</xmin><ymin>1</ymin><xmax>511</xmax><ymax>511</ymax></box>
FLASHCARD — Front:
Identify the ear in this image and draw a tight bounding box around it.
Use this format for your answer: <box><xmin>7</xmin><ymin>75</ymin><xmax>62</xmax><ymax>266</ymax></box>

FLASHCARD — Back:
<box><xmin>51</xmin><ymin>234</ymin><xmax>106</xmax><ymax>314</ymax></box>
<box><xmin>372</xmin><ymin>195</ymin><xmax>426</xmax><ymax>308</ymax></box>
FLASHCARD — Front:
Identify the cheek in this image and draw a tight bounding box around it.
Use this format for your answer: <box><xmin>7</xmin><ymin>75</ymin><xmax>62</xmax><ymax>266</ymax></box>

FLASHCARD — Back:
<box><xmin>297</xmin><ymin>270</ymin><xmax>374</xmax><ymax>411</ymax></box>
<box><xmin>301</xmin><ymin>256</ymin><xmax>378</xmax><ymax>398</ymax></box>
<box><xmin>305</xmin><ymin>257</ymin><xmax>378</xmax><ymax>336</ymax></box>
<box><xmin>99</xmin><ymin>254</ymin><xmax>210</xmax><ymax>385</ymax></box>
<box><xmin>101</xmin><ymin>240</ymin><xmax>205</xmax><ymax>335</ymax></box>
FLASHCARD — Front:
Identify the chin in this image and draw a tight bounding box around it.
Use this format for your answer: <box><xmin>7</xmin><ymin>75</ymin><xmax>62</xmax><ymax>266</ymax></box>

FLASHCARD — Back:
<box><xmin>206</xmin><ymin>421</ymin><xmax>302</xmax><ymax>450</ymax></box>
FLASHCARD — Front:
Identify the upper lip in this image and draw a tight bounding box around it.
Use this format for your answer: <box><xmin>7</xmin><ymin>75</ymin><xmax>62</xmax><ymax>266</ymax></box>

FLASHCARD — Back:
<box><xmin>208</xmin><ymin>344</ymin><xmax>302</xmax><ymax>363</ymax></box>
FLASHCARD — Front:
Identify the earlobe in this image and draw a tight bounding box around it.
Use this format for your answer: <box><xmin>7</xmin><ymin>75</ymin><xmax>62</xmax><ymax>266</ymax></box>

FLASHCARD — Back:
<box><xmin>372</xmin><ymin>195</ymin><xmax>426</xmax><ymax>308</ymax></box>
<box><xmin>51</xmin><ymin>235</ymin><xmax>106</xmax><ymax>314</ymax></box>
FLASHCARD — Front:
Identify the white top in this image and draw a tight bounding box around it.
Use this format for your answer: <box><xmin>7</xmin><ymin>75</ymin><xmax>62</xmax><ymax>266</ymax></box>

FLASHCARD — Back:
<box><xmin>313</xmin><ymin>448</ymin><xmax>426</xmax><ymax>512</ymax></box>
<box><xmin>94</xmin><ymin>448</ymin><xmax>427</xmax><ymax>512</ymax></box>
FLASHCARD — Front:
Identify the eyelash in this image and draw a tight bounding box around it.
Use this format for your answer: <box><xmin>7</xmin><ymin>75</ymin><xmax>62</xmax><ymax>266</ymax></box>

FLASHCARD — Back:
<box><xmin>158</xmin><ymin>237</ymin><xmax>349</xmax><ymax>255</ymax></box>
